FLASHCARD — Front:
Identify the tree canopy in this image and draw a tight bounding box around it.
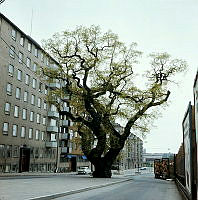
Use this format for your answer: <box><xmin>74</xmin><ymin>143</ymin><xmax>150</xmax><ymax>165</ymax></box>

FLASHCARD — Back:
<box><xmin>42</xmin><ymin>25</ymin><xmax>187</xmax><ymax>177</ymax></box>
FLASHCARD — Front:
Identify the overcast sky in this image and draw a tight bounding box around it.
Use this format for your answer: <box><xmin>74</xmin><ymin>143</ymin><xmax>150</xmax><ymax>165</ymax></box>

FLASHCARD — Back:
<box><xmin>1</xmin><ymin>0</ymin><xmax>197</xmax><ymax>153</ymax></box>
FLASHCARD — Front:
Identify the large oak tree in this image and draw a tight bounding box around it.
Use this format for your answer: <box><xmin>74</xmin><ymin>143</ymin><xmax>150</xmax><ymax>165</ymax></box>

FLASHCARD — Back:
<box><xmin>42</xmin><ymin>26</ymin><xmax>187</xmax><ymax>178</ymax></box>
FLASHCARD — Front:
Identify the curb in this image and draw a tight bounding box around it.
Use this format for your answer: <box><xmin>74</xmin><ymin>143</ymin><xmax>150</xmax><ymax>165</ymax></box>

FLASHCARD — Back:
<box><xmin>29</xmin><ymin>178</ymin><xmax>133</xmax><ymax>200</ymax></box>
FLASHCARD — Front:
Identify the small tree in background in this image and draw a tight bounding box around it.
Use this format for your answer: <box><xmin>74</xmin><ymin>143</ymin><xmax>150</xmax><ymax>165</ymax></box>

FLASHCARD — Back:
<box><xmin>41</xmin><ymin>25</ymin><xmax>187</xmax><ymax>178</ymax></box>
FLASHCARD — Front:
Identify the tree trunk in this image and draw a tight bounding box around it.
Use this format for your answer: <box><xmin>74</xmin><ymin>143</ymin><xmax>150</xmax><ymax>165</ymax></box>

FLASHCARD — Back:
<box><xmin>92</xmin><ymin>158</ymin><xmax>112</xmax><ymax>178</ymax></box>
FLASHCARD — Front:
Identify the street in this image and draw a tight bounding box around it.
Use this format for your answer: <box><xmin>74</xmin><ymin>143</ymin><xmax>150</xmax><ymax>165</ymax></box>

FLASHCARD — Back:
<box><xmin>0</xmin><ymin>170</ymin><xmax>182</xmax><ymax>200</ymax></box>
<box><xmin>55</xmin><ymin>174</ymin><xmax>182</xmax><ymax>200</ymax></box>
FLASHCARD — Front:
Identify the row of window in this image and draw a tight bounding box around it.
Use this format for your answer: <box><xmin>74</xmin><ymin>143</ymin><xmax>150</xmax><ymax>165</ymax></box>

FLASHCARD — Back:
<box><xmin>4</xmin><ymin>103</ymin><xmax>47</xmax><ymax>124</ymax></box>
<box><xmin>6</xmin><ymin>84</ymin><xmax>47</xmax><ymax>108</ymax></box>
<box><xmin>8</xmin><ymin>65</ymin><xmax>47</xmax><ymax>92</ymax></box>
<box><xmin>11</xmin><ymin>28</ymin><xmax>57</xmax><ymax>67</ymax></box>
<box><xmin>0</xmin><ymin>144</ymin><xmax>56</xmax><ymax>159</ymax></box>
<box><xmin>2</xmin><ymin>122</ymin><xmax>45</xmax><ymax>141</ymax></box>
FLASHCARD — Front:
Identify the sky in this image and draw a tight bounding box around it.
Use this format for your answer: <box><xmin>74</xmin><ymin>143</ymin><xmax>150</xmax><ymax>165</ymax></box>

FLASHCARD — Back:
<box><xmin>0</xmin><ymin>0</ymin><xmax>197</xmax><ymax>153</ymax></box>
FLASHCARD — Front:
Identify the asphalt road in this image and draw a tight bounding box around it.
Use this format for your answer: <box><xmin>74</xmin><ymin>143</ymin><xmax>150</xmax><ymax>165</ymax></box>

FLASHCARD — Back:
<box><xmin>55</xmin><ymin>174</ymin><xmax>182</xmax><ymax>200</ymax></box>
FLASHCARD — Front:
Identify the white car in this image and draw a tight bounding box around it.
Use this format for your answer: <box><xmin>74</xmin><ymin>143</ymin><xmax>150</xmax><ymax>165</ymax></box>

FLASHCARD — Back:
<box><xmin>140</xmin><ymin>167</ymin><xmax>147</xmax><ymax>170</ymax></box>
<box><xmin>77</xmin><ymin>166</ymin><xmax>92</xmax><ymax>175</ymax></box>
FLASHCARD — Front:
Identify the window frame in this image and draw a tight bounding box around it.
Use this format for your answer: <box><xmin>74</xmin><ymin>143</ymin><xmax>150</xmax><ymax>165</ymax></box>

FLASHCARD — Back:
<box><xmin>21</xmin><ymin>126</ymin><xmax>26</xmax><ymax>138</ymax></box>
<box><xmin>4</xmin><ymin>102</ymin><xmax>11</xmax><ymax>115</ymax></box>
<box><xmin>14</xmin><ymin>105</ymin><xmax>19</xmax><ymax>118</ymax></box>
<box><xmin>25</xmin><ymin>74</ymin><xmax>30</xmax><ymax>85</ymax></box>
<box><xmin>26</xmin><ymin>57</ymin><xmax>31</xmax><ymax>68</ymax></box>
<box><xmin>6</xmin><ymin>83</ymin><xmax>12</xmax><ymax>95</ymax></box>
<box><xmin>8</xmin><ymin>64</ymin><xmax>14</xmax><ymax>76</ymax></box>
<box><xmin>11</xmin><ymin>29</ymin><xmax>16</xmax><ymax>41</ymax></box>
<box><xmin>29</xmin><ymin>128</ymin><xmax>33</xmax><ymax>139</ymax></box>
<box><xmin>19</xmin><ymin>52</ymin><xmax>23</xmax><ymax>64</ymax></box>
<box><xmin>15</xmin><ymin>87</ymin><xmax>21</xmax><ymax>99</ymax></box>
<box><xmin>24</xmin><ymin>91</ymin><xmax>28</xmax><ymax>102</ymax></box>
<box><xmin>17</xmin><ymin>69</ymin><xmax>22</xmax><ymax>81</ymax></box>
<box><xmin>3</xmin><ymin>122</ymin><xmax>9</xmax><ymax>134</ymax></box>
<box><xmin>28</xmin><ymin>42</ymin><xmax>32</xmax><ymax>52</ymax></box>
<box><xmin>20</xmin><ymin>36</ymin><xmax>24</xmax><ymax>46</ymax></box>
<box><xmin>12</xmin><ymin>124</ymin><xmax>18</xmax><ymax>137</ymax></box>
<box><xmin>30</xmin><ymin>111</ymin><xmax>34</xmax><ymax>122</ymax></box>
<box><xmin>22</xmin><ymin>108</ymin><xmax>27</xmax><ymax>120</ymax></box>
<box><xmin>9</xmin><ymin>46</ymin><xmax>15</xmax><ymax>58</ymax></box>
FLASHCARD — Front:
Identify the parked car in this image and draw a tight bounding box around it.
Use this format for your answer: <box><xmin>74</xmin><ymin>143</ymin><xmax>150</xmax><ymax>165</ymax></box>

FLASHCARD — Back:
<box><xmin>77</xmin><ymin>166</ymin><xmax>92</xmax><ymax>175</ymax></box>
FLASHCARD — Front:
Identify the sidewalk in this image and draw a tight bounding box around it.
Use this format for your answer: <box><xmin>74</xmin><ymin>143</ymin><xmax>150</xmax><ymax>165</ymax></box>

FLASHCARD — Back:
<box><xmin>0</xmin><ymin>171</ymin><xmax>134</xmax><ymax>200</ymax></box>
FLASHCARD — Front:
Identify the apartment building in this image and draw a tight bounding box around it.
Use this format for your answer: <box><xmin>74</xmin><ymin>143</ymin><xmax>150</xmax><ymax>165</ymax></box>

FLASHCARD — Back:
<box><xmin>114</xmin><ymin>123</ymin><xmax>143</xmax><ymax>170</ymax></box>
<box><xmin>0</xmin><ymin>13</ymin><xmax>83</xmax><ymax>173</ymax></box>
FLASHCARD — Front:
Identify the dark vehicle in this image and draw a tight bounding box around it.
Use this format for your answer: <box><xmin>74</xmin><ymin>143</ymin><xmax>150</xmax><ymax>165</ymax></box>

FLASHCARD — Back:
<box><xmin>154</xmin><ymin>158</ymin><xmax>170</xmax><ymax>179</ymax></box>
<box><xmin>154</xmin><ymin>159</ymin><xmax>162</xmax><ymax>179</ymax></box>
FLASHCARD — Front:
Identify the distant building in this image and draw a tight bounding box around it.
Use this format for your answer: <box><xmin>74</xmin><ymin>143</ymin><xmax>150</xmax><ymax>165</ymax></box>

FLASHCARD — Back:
<box><xmin>114</xmin><ymin>123</ymin><xmax>143</xmax><ymax>170</ymax></box>
<box><xmin>142</xmin><ymin>152</ymin><xmax>174</xmax><ymax>166</ymax></box>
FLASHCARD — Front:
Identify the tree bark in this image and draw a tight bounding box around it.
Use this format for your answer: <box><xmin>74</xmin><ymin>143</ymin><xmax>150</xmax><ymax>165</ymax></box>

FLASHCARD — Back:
<box><xmin>90</xmin><ymin>147</ymin><xmax>123</xmax><ymax>178</ymax></box>
<box><xmin>92</xmin><ymin>157</ymin><xmax>112</xmax><ymax>178</ymax></box>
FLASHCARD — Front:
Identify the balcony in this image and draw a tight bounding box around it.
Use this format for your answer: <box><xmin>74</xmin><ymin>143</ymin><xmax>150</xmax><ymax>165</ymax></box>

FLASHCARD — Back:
<box><xmin>49</xmin><ymin>82</ymin><xmax>61</xmax><ymax>89</ymax></box>
<box><xmin>60</xmin><ymin>120</ymin><xmax>69</xmax><ymax>127</ymax></box>
<box><xmin>61</xmin><ymin>147</ymin><xmax>69</xmax><ymax>154</ymax></box>
<box><xmin>48</xmin><ymin>111</ymin><xmax>59</xmax><ymax>119</ymax></box>
<box><xmin>47</xmin><ymin>126</ymin><xmax>58</xmax><ymax>133</ymax></box>
<box><xmin>61</xmin><ymin>133</ymin><xmax>69</xmax><ymax>140</ymax></box>
<box><xmin>46</xmin><ymin>141</ymin><xmax>57</xmax><ymax>148</ymax></box>
<box><xmin>60</xmin><ymin>106</ymin><xmax>70</xmax><ymax>113</ymax></box>
<box><xmin>62</xmin><ymin>95</ymin><xmax>70</xmax><ymax>101</ymax></box>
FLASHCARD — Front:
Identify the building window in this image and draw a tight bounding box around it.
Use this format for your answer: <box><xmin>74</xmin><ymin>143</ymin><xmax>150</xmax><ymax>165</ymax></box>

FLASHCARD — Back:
<box><xmin>13</xmin><ymin>146</ymin><xmax>19</xmax><ymax>157</ymax></box>
<box><xmin>29</xmin><ymin>128</ymin><xmax>33</xmax><ymax>139</ymax></box>
<box><xmin>20</xmin><ymin>36</ymin><xmax>24</xmax><ymax>46</ymax></box>
<box><xmin>28</xmin><ymin>42</ymin><xmax>32</xmax><ymax>52</ymax></box>
<box><xmin>32</xmin><ymin>78</ymin><xmax>36</xmax><ymax>89</ymax></box>
<box><xmin>6</xmin><ymin>83</ymin><xmax>12</xmax><ymax>95</ymax></box>
<box><xmin>25</xmin><ymin>74</ymin><xmax>30</xmax><ymax>85</ymax></box>
<box><xmin>35</xmin><ymin>130</ymin><xmax>39</xmax><ymax>140</ymax></box>
<box><xmin>21</xmin><ymin>126</ymin><xmax>26</xmax><ymax>138</ymax></box>
<box><xmin>41</xmin><ymin>131</ymin><xmax>44</xmax><ymax>141</ymax></box>
<box><xmin>30</xmin><ymin>111</ymin><xmax>34</xmax><ymax>122</ymax></box>
<box><xmin>6</xmin><ymin>145</ymin><xmax>12</xmax><ymax>158</ymax></box>
<box><xmin>43</xmin><ymin>101</ymin><xmax>47</xmax><ymax>110</ymax></box>
<box><xmin>37</xmin><ymin>98</ymin><xmax>41</xmax><ymax>108</ymax></box>
<box><xmin>34</xmin><ymin>48</ymin><xmax>38</xmax><ymax>57</ymax></box>
<box><xmin>17</xmin><ymin>69</ymin><xmax>22</xmax><ymax>81</ymax></box>
<box><xmin>31</xmin><ymin>94</ymin><xmax>35</xmax><ymax>105</ymax></box>
<box><xmin>14</xmin><ymin>105</ymin><xmax>19</xmax><ymax>117</ymax></box>
<box><xmin>44</xmin><ymin>85</ymin><xmax>48</xmax><ymax>95</ymax></box>
<box><xmin>22</xmin><ymin>108</ymin><xmax>27</xmax><ymax>120</ymax></box>
<box><xmin>24</xmin><ymin>91</ymin><xmax>28</xmax><ymax>102</ymax></box>
<box><xmin>41</xmin><ymin>52</ymin><xmax>44</xmax><ymax>62</ymax></box>
<box><xmin>38</xmin><ymin>82</ymin><xmax>42</xmax><ymax>92</ymax></box>
<box><xmin>19</xmin><ymin>52</ymin><xmax>23</xmax><ymax>63</ymax></box>
<box><xmin>15</xmin><ymin>87</ymin><xmax>21</xmax><ymax>99</ymax></box>
<box><xmin>12</xmin><ymin>124</ymin><xmax>18</xmax><ymax>137</ymax></box>
<box><xmin>9</xmin><ymin>46</ymin><xmax>15</xmax><ymax>58</ymax></box>
<box><xmin>26</xmin><ymin>57</ymin><xmax>31</xmax><ymax>68</ymax></box>
<box><xmin>46</xmin><ymin>57</ymin><xmax>49</xmax><ymax>66</ymax></box>
<box><xmin>33</xmin><ymin>62</ymin><xmax>37</xmax><ymax>72</ymax></box>
<box><xmin>42</xmin><ymin>116</ymin><xmax>46</xmax><ymax>125</ymax></box>
<box><xmin>4</xmin><ymin>102</ymin><xmax>11</xmax><ymax>115</ymax></box>
<box><xmin>11</xmin><ymin>29</ymin><xmax>16</xmax><ymax>40</ymax></box>
<box><xmin>3</xmin><ymin>122</ymin><xmax>9</xmax><ymax>134</ymax></box>
<box><xmin>8</xmin><ymin>64</ymin><xmax>14</xmax><ymax>76</ymax></box>
<box><xmin>36</xmin><ymin>113</ymin><xmax>41</xmax><ymax>124</ymax></box>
